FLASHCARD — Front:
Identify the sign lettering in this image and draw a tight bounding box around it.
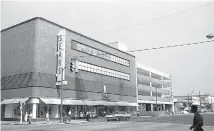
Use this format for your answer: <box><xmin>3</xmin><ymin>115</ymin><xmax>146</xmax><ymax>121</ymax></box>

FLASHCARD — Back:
<box><xmin>56</xmin><ymin>29</ymin><xmax>66</xmax><ymax>82</ymax></box>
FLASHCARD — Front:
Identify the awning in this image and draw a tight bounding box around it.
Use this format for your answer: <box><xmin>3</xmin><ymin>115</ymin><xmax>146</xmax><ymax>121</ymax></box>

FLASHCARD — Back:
<box><xmin>40</xmin><ymin>98</ymin><xmax>67</xmax><ymax>105</ymax></box>
<box><xmin>11</xmin><ymin>98</ymin><xmax>29</xmax><ymax>103</ymax></box>
<box><xmin>64</xmin><ymin>99</ymin><xmax>86</xmax><ymax>105</ymax></box>
<box><xmin>128</xmin><ymin>103</ymin><xmax>139</xmax><ymax>106</ymax></box>
<box><xmin>1</xmin><ymin>99</ymin><xmax>15</xmax><ymax>104</ymax></box>
<box><xmin>116</xmin><ymin>101</ymin><xmax>132</xmax><ymax>106</ymax></box>
<box><xmin>103</xmin><ymin>101</ymin><xmax>117</xmax><ymax>106</ymax></box>
<box><xmin>83</xmin><ymin>100</ymin><xmax>117</xmax><ymax>106</ymax></box>
<box><xmin>1</xmin><ymin>98</ymin><xmax>29</xmax><ymax>104</ymax></box>
<box><xmin>83</xmin><ymin>100</ymin><xmax>103</xmax><ymax>106</ymax></box>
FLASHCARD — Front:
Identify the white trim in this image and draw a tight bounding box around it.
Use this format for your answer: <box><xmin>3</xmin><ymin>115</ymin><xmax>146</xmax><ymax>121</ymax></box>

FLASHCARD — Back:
<box><xmin>136</xmin><ymin>63</ymin><xmax>170</xmax><ymax>78</ymax></box>
<box><xmin>137</xmin><ymin>100</ymin><xmax>173</xmax><ymax>105</ymax></box>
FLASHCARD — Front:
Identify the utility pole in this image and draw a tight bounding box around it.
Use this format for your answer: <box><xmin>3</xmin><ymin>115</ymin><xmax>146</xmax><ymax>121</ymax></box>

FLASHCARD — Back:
<box><xmin>56</xmin><ymin>29</ymin><xmax>67</xmax><ymax>123</ymax></box>
<box><xmin>188</xmin><ymin>95</ymin><xmax>189</xmax><ymax>107</ymax></box>
<box><xmin>199</xmin><ymin>91</ymin><xmax>201</xmax><ymax>107</ymax></box>
<box><xmin>156</xmin><ymin>86</ymin><xmax>157</xmax><ymax>111</ymax></box>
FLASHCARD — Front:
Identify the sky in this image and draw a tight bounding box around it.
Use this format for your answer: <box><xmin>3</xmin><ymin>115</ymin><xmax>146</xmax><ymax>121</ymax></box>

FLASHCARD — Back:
<box><xmin>1</xmin><ymin>0</ymin><xmax>214</xmax><ymax>96</ymax></box>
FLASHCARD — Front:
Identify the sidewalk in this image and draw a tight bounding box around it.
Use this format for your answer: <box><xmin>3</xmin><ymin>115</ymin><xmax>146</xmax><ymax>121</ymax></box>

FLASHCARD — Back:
<box><xmin>1</xmin><ymin>119</ymin><xmax>88</xmax><ymax>126</ymax></box>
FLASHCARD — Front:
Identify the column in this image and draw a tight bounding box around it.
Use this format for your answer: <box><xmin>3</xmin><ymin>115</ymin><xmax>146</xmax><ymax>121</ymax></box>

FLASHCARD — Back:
<box><xmin>161</xmin><ymin>76</ymin><xmax>164</xmax><ymax>98</ymax></box>
<box><xmin>172</xmin><ymin>104</ymin><xmax>175</xmax><ymax>113</ymax></box>
<box><xmin>52</xmin><ymin>105</ymin><xmax>59</xmax><ymax>118</ymax></box>
<box><xmin>163</xmin><ymin>104</ymin><xmax>166</xmax><ymax>111</ymax></box>
<box><xmin>32</xmin><ymin>104</ymin><xmax>37</xmax><ymax>118</ymax></box>
<box><xmin>150</xmin><ymin>82</ymin><xmax>153</xmax><ymax>97</ymax></box>
<box><xmin>151</xmin><ymin>104</ymin><xmax>153</xmax><ymax>111</ymax></box>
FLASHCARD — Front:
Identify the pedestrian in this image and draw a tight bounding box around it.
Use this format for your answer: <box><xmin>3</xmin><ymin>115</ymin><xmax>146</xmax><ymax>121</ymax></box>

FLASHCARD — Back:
<box><xmin>68</xmin><ymin>110</ymin><xmax>71</xmax><ymax>121</ymax></box>
<box><xmin>103</xmin><ymin>111</ymin><xmax>106</xmax><ymax>117</ymax></box>
<box><xmin>24</xmin><ymin>112</ymin><xmax>28</xmax><ymax>124</ymax></box>
<box><xmin>63</xmin><ymin>112</ymin><xmax>67</xmax><ymax>123</ymax></box>
<box><xmin>86</xmin><ymin>111</ymin><xmax>90</xmax><ymax>121</ymax></box>
<box><xmin>189</xmin><ymin>105</ymin><xmax>204</xmax><ymax>131</ymax></box>
<box><xmin>74</xmin><ymin>112</ymin><xmax>77</xmax><ymax>120</ymax></box>
<box><xmin>46</xmin><ymin>112</ymin><xmax>50</xmax><ymax>125</ymax></box>
<box><xmin>28</xmin><ymin>113</ymin><xmax>32</xmax><ymax>124</ymax></box>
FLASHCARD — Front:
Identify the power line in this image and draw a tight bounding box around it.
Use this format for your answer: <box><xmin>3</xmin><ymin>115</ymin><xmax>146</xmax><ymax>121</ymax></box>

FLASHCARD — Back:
<box><xmin>126</xmin><ymin>39</ymin><xmax>214</xmax><ymax>53</ymax></box>
<box><xmin>109</xmin><ymin>2</ymin><xmax>214</xmax><ymax>33</ymax></box>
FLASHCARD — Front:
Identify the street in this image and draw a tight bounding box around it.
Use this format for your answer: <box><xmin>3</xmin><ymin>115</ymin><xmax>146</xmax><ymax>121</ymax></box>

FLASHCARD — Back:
<box><xmin>1</xmin><ymin>113</ymin><xmax>214</xmax><ymax>131</ymax></box>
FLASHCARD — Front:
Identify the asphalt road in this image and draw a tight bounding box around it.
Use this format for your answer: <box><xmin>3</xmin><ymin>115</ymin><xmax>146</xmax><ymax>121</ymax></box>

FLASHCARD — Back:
<box><xmin>2</xmin><ymin>113</ymin><xmax>214</xmax><ymax>131</ymax></box>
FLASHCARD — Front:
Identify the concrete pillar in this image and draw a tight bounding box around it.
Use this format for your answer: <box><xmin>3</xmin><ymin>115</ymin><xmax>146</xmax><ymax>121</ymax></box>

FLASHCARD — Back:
<box><xmin>150</xmin><ymin>91</ymin><xmax>153</xmax><ymax>97</ymax></box>
<box><xmin>172</xmin><ymin>104</ymin><xmax>175</xmax><ymax>113</ymax></box>
<box><xmin>32</xmin><ymin>104</ymin><xmax>37</xmax><ymax>118</ymax></box>
<box><xmin>151</xmin><ymin>104</ymin><xmax>153</xmax><ymax>111</ymax></box>
<box><xmin>163</xmin><ymin>104</ymin><xmax>166</xmax><ymax>111</ymax></box>
<box><xmin>52</xmin><ymin>105</ymin><xmax>59</xmax><ymax>118</ymax></box>
<box><xmin>150</xmin><ymin>81</ymin><xmax>153</xmax><ymax>97</ymax></box>
<box><xmin>136</xmin><ymin>68</ymin><xmax>139</xmax><ymax>111</ymax></box>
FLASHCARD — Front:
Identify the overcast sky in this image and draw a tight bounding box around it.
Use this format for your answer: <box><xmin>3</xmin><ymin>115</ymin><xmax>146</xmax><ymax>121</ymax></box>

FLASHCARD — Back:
<box><xmin>1</xmin><ymin>0</ymin><xmax>214</xmax><ymax>96</ymax></box>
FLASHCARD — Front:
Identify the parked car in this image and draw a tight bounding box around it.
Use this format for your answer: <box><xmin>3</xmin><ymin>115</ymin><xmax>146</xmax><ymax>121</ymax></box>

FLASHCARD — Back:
<box><xmin>181</xmin><ymin>110</ymin><xmax>190</xmax><ymax>114</ymax></box>
<box><xmin>105</xmin><ymin>112</ymin><xmax>131</xmax><ymax>121</ymax></box>
<box><xmin>199</xmin><ymin>108</ymin><xmax>207</xmax><ymax>113</ymax></box>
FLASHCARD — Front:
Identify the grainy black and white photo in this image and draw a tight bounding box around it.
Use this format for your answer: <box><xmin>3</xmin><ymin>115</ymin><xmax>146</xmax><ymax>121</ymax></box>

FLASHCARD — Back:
<box><xmin>1</xmin><ymin>0</ymin><xmax>214</xmax><ymax>131</ymax></box>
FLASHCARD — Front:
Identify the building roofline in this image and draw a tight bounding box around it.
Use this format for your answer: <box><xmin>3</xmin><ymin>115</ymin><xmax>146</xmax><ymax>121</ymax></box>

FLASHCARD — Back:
<box><xmin>1</xmin><ymin>17</ymin><xmax>135</xmax><ymax>57</ymax></box>
<box><xmin>136</xmin><ymin>63</ymin><xmax>170</xmax><ymax>78</ymax></box>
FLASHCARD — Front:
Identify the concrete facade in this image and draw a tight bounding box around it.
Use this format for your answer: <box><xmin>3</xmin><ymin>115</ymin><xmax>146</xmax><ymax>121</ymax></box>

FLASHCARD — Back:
<box><xmin>1</xmin><ymin>17</ymin><xmax>137</xmax><ymax>119</ymax></box>
<box><xmin>136</xmin><ymin>64</ymin><xmax>173</xmax><ymax>113</ymax></box>
<box><xmin>1</xmin><ymin>17</ymin><xmax>136</xmax><ymax>101</ymax></box>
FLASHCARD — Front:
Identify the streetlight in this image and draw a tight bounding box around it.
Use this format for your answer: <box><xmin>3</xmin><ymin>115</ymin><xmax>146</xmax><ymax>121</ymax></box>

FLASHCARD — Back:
<box><xmin>187</xmin><ymin>90</ymin><xmax>195</xmax><ymax>107</ymax></box>
<box><xmin>206</xmin><ymin>34</ymin><xmax>214</xmax><ymax>39</ymax></box>
<box><xmin>59</xmin><ymin>61</ymin><xmax>71</xmax><ymax>123</ymax></box>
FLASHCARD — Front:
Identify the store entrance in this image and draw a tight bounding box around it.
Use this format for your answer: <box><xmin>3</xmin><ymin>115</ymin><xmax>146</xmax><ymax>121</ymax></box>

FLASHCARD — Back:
<box><xmin>95</xmin><ymin>105</ymin><xmax>106</xmax><ymax>117</ymax></box>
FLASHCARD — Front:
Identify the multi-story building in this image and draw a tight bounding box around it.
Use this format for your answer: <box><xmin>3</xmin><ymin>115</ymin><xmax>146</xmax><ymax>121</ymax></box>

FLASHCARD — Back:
<box><xmin>136</xmin><ymin>64</ymin><xmax>174</xmax><ymax>114</ymax></box>
<box><xmin>1</xmin><ymin>17</ymin><xmax>137</xmax><ymax>120</ymax></box>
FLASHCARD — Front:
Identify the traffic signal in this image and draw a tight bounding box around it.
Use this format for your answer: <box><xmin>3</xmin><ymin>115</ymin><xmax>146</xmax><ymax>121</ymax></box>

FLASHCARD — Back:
<box><xmin>70</xmin><ymin>62</ymin><xmax>73</xmax><ymax>72</ymax></box>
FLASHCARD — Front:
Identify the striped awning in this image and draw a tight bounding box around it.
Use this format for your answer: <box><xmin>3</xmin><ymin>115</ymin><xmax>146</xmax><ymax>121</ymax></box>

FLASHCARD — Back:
<box><xmin>40</xmin><ymin>98</ymin><xmax>67</xmax><ymax>105</ymax></box>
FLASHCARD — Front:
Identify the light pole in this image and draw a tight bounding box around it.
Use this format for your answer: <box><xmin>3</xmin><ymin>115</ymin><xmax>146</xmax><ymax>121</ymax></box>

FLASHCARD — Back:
<box><xmin>59</xmin><ymin>61</ymin><xmax>71</xmax><ymax>123</ymax></box>
<box><xmin>187</xmin><ymin>90</ymin><xmax>195</xmax><ymax>107</ymax></box>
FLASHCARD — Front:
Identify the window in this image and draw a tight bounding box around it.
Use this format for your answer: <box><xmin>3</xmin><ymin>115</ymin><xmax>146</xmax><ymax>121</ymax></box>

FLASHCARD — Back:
<box><xmin>77</xmin><ymin>61</ymin><xmax>130</xmax><ymax>80</ymax></box>
<box><xmin>71</xmin><ymin>40</ymin><xmax>130</xmax><ymax>66</ymax></box>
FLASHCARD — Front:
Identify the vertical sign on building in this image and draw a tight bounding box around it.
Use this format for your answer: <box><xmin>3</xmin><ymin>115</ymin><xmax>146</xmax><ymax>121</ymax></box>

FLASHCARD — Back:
<box><xmin>56</xmin><ymin>29</ymin><xmax>66</xmax><ymax>82</ymax></box>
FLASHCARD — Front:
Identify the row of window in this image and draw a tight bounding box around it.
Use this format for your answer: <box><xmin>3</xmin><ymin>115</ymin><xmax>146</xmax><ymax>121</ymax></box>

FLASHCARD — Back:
<box><xmin>71</xmin><ymin>40</ymin><xmax>130</xmax><ymax>66</ymax></box>
<box><xmin>78</xmin><ymin>61</ymin><xmax>130</xmax><ymax>80</ymax></box>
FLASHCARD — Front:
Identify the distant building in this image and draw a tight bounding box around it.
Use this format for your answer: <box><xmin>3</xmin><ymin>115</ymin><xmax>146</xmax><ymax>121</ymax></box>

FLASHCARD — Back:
<box><xmin>174</xmin><ymin>94</ymin><xmax>214</xmax><ymax>113</ymax></box>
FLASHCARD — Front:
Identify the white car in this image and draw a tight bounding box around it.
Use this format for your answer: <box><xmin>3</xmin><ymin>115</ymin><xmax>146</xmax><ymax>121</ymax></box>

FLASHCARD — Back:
<box><xmin>105</xmin><ymin>112</ymin><xmax>131</xmax><ymax>121</ymax></box>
